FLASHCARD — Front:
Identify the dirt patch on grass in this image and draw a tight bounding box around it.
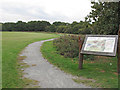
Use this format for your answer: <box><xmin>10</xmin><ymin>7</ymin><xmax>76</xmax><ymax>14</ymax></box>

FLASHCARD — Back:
<box><xmin>100</xmin><ymin>70</ymin><xmax>105</xmax><ymax>73</ymax></box>
<box><xmin>17</xmin><ymin>55</ymin><xmax>30</xmax><ymax>69</ymax></box>
<box><xmin>72</xmin><ymin>76</ymin><xmax>97</xmax><ymax>88</ymax></box>
<box><xmin>18</xmin><ymin>56</ymin><xmax>27</xmax><ymax>61</ymax></box>
<box><xmin>32</xmin><ymin>64</ymin><xmax>37</xmax><ymax>66</ymax></box>
<box><xmin>23</xmin><ymin>78</ymin><xmax>40</xmax><ymax>88</ymax></box>
<box><xmin>113</xmin><ymin>72</ymin><xmax>118</xmax><ymax>76</ymax></box>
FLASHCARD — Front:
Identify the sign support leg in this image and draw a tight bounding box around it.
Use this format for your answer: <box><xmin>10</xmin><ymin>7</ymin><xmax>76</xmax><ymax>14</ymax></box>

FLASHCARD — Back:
<box><xmin>78</xmin><ymin>36</ymin><xmax>83</xmax><ymax>69</ymax></box>
<box><xmin>79</xmin><ymin>53</ymin><xmax>83</xmax><ymax>69</ymax></box>
<box><xmin>118</xmin><ymin>25</ymin><xmax>120</xmax><ymax>75</ymax></box>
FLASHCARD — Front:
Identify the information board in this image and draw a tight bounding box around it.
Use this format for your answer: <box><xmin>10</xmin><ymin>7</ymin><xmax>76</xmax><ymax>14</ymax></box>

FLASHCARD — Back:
<box><xmin>81</xmin><ymin>35</ymin><xmax>118</xmax><ymax>56</ymax></box>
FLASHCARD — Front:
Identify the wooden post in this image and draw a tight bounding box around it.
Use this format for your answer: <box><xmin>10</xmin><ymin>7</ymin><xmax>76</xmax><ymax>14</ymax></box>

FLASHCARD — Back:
<box><xmin>118</xmin><ymin>25</ymin><xmax>120</xmax><ymax>75</ymax></box>
<box><xmin>78</xmin><ymin>36</ymin><xmax>83</xmax><ymax>69</ymax></box>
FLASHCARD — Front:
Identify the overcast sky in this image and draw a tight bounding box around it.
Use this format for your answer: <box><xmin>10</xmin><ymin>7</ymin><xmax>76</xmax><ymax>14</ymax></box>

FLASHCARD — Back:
<box><xmin>0</xmin><ymin>0</ymin><xmax>92</xmax><ymax>23</ymax></box>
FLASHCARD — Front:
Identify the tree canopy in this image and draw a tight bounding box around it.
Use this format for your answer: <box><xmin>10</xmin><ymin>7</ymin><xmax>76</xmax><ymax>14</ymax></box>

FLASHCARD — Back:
<box><xmin>86</xmin><ymin>2</ymin><xmax>119</xmax><ymax>35</ymax></box>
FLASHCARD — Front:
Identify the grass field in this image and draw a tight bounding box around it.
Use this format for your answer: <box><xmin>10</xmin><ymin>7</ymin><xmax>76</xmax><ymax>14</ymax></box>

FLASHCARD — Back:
<box><xmin>41</xmin><ymin>41</ymin><xmax>118</xmax><ymax>88</ymax></box>
<box><xmin>2</xmin><ymin>32</ymin><xmax>60</xmax><ymax>88</ymax></box>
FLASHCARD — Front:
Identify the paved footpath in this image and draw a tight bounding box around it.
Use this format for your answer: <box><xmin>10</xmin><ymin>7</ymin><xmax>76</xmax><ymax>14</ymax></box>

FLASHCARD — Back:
<box><xmin>20</xmin><ymin>39</ymin><xmax>91</xmax><ymax>88</ymax></box>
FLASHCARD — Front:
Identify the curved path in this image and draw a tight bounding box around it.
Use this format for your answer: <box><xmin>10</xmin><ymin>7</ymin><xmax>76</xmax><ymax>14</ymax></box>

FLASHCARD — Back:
<box><xmin>20</xmin><ymin>39</ymin><xmax>90</xmax><ymax>88</ymax></box>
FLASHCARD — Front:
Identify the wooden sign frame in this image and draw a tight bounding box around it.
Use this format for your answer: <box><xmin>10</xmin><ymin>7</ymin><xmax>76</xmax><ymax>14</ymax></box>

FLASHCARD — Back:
<box><xmin>78</xmin><ymin>29</ymin><xmax>120</xmax><ymax>74</ymax></box>
<box><xmin>80</xmin><ymin>35</ymin><xmax>118</xmax><ymax>57</ymax></box>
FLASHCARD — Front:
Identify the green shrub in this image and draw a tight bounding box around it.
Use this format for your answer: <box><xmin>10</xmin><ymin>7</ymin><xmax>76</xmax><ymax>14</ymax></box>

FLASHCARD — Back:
<box><xmin>53</xmin><ymin>35</ymin><xmax>81</xmax><ymax>58</ymax></box>
<box><xmin>53</xmin><ymin>35</ymin><xmax>95</xmax><ymax>60</ymax></box>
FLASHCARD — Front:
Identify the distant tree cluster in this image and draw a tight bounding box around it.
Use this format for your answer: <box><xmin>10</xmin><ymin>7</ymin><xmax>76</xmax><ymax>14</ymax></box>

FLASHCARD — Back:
<box><xmin>2</xmin><ymin>21</ymin><xmax>92</xmax><ymax>34</ymax></box>
<box><xmin>1</xmin><ymin>2</ymin><xmax>119</xmax><ymax>35</ymax></box>
<box><xmin>2</xmin><ymin>21</ymin><xmax>51</xmax><ymax>32</ymax></box>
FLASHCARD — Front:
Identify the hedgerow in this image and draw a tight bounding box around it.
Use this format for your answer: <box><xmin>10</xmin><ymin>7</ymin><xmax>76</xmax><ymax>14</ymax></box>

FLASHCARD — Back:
<box><xmin>53</xmin><ymin>35</ymin><xmax>95</xmax><ymax>60</ymax></box>
<box><xmin>53</xmin><ymin>35</ymin><xmax>82</xmax><ymax>58</ymax></box>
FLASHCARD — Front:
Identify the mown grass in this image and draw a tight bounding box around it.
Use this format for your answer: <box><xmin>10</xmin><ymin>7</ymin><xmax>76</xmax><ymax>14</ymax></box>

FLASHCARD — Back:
<box><xmin>2</xmin><ymin>32</ymin><xmax>60</xmax><ymax>88</ymax></box>
<box><xmin>41</xmin><ymin>41</ymin><xmax>118</xmax><ymax>88</ymax></box>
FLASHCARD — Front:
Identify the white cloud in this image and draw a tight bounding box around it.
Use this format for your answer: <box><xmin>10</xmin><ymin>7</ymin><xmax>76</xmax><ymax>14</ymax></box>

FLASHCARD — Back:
<box><xmin>0</xmin><ymin>0</ymin><xmax>92</xmax><ymax>23</ymax></box>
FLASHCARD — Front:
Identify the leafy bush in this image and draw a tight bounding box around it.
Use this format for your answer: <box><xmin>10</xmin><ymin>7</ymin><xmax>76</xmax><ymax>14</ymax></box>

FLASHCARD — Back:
<box><xmin>53</xmin><ymin>35</ymin><xmax>95</xmax><ymax>60</ymax></box>
<box><xmin>53</xmin><ymin>35</ymin><xmax>82</xmax><ymax>58</ymax></box>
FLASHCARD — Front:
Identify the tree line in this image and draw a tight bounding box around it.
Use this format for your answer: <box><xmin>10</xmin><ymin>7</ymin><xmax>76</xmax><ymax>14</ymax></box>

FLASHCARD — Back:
<box><xmin>2</xmin><ymin>20</ymin><xmax>92</xmax><ymax>34</ymax></box>
<box><xmin>1</xmin><ymin>2</ymin><xmax>119</xmax><ymax>35</ymax></box>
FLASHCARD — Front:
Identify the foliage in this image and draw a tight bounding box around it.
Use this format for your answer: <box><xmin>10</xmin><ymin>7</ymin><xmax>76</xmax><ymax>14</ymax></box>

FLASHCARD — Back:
<box><xmin>53</xmin><ymin>35</ymin><xmax>83</xmax><ymax>58</ymax></box>
<box><xmin>86</xmin><ymin>2</ymin><xmax>119</xmax><ymax>35</ymax></box>
<box><xmin>56</xmin><ymin>25</ymin><xmax>67</xmax><ymax>33</ymax></box>
<box><xmin>2</xmin><ymin>20</ymin><xmax>92</xmax><ymax>35</ymax></box>
<box><xmin>45</xmin><ymin>25</ymin><xmax>56</xmax><ymax>32</ymax></box>
<box><xmin>53</xmin><ymin>21</ymin><xmax>69</xmax><ymax>26</ymax></box>
<box><xmin>2</xmin><ymin>21</ymin><xmax>51</xmax><ymax>32</ymax></box>
<box><xmin>53</xmin><ymin>35</ymin><xmax>79</xmax><ymax>58</ymax></box>
<box><xmin>53</xmin><ymin>35</ymin><xmax>94</xmax><ymax>59</ymax></box>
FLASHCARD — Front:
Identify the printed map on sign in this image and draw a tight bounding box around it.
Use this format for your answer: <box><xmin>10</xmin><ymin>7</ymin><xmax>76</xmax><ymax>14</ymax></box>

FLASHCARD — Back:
<box><xmin>84</xmin><ymin>37</ymin><xmax>116</xmax><ymax>53</ymax></box>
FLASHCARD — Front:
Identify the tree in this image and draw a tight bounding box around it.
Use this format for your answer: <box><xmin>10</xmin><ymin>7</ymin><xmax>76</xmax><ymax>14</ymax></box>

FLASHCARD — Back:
<box><xmin>16</xmin><ymin>21</ymin><xmax>27</xmax><ymax>31</ymax></box>
<box><xmin>56</xmin><ymin>25</ymin><xmax>67</xmax><ymax>33</ymax></box>
<box><xmin>86</xmin><ymin>2</ymin><xmax>119</xmax><ymax>35</ymax></box>
<box><xmin>45</xmin><ymin>25</ymin><xmax>56</xmax><ymax>32</ymax></box>
<box><xmin>64</xmin><ymin>26</ymin><xmax>72</xmax><ymax>34</ymax></box>
<box><xmin>53</xmin><ymin>21</ymin><xmax>69</xmax><ymax>26</ymax></box>
<box><xmin>2</xmin><ymin>22</ymin><xmax>16</xmax><ymax>31</ymax></box>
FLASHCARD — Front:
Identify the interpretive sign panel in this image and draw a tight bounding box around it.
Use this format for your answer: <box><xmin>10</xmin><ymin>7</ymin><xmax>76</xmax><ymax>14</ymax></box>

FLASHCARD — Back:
<box><xmin>81</xmin><ymin>35</ymin><xmax>118</xmax><ymax>56</ymax></box>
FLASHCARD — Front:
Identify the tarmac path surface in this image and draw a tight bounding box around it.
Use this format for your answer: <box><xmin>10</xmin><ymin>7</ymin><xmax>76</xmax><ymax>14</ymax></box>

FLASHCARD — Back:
<box><xmin>20</xmin><ymin>39</ymin><xmax>91</xmax><ymax>88</ymax></box>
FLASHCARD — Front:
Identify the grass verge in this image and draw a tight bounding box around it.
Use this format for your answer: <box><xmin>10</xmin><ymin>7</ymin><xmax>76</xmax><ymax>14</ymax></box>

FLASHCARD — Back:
<box><xmin>41</xmin><ymin>41</ymin><xmax>118</xmax><ymax>88</ymax></box>
<box><xmin>2</xmin><ymin>32</ymin><xmax>60</xmax><ymax>88</ymax></box>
